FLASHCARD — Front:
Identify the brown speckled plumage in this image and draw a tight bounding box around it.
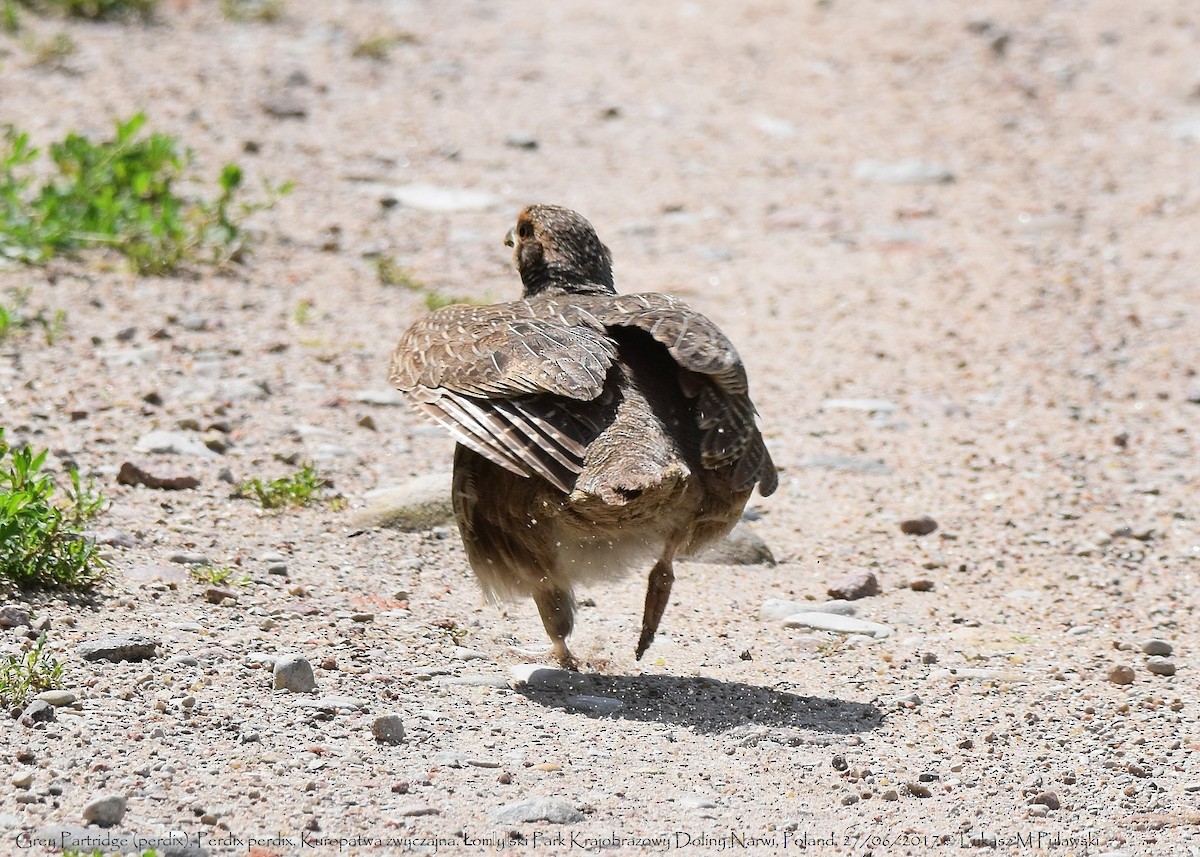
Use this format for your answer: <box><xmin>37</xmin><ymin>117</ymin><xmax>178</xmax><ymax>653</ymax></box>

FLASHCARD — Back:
<box><xmin>389</xmin><ymin>205</ymin><xmax>776</xmax><ymax>668</ymax></box>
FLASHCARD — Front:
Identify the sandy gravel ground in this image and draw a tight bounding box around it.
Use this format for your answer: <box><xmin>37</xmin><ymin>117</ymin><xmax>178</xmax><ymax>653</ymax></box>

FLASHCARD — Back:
<box><xmin>2</xmin><ymin>1</ymin><xmax>1199</xmax><ymax>855</ymax></box>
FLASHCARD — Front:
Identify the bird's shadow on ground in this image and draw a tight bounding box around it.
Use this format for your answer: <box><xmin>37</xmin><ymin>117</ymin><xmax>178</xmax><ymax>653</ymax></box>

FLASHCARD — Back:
<box><xmin>514</xmin><ymin>671</ymin><xmax>881</xmax><ymax>737</ymax></box>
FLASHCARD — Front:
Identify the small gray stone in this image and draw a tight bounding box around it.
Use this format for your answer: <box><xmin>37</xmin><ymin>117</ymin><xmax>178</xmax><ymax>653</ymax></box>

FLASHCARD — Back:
<box><xmin>0</xmin><ymin>605</ymin><xmax>31</xmax><ymax>628</ymax></box>
<box><xmin>352</xmin><ymin>473</ymin><xmax>454</xmax><ymax>530</ymax></box>
<box><xmin>372</xmin><ymin>714</ymin><xmax>405</xmax><ymax>744</ymax></box>
<box><xmin>273</xmin><ymin>654</ymin><xmax>317</xmax><ymax>693</ymax></box>
<box><xmin>36</xmin><ymin>690</ymin><xmax>77</xmax><ymax>707</ymax></box>
<box><xmin>1028</xmin><ymin>804</ymin><xmax>1048</xmax><ymax>818</ymax></box>
<box><xmin>854</xmin><ymin>159</ymin><xmax>955</xmax><ymax>184</ymax></box>
<box><xmin>508</xmin><ymin>665</ymin><xmax>575</xmax><ymax>688</ymax></box>
<box><xmin>262</xmin><ymin>91</ymin><xmax>307</xmax><ymax>118</ymax></box>
<box><xmin>760</xmin><ymin>598</ymin><xmax>855</xmax><ymax>622</ymax></box>
<box><xmin>170</xmin><ymin>552</ymin><xmax>210</xmax><ymax>567</ymax></box>
<box><xmin>82</xmin><ymin>793</ymin><xmax>127</xmax><ymax>826</ymax></box>
<box><xmin>20</xmin><ymin>700</ymin><xmax>55</xmax><ymax>724</ymax></box>
<box><xmin>694</xmin><ymin>522</ymin><xmax>776</xmax><ymax>566</ymax></box>
<box><xmin>134</xmin><ymin>430</ymin><xmax>218</xmax><ymax>458</ymax></box>
<box><xmin>1140</xmin><ymin>639</ymin><xmax>1173</xmax><ymax>657</ymax></box>
<box><xmin>505</xmin><ymin>133</ymin><xmax>538</xmax><ymax>149</ymax></box>
<box><xmin>494</xmin><ymin>798</ymin><xmax>584</xmax><ymax>824</ymax></box>
<box><xmin>782</xmin><ymin>612</ymin><xmax>893</xmax><ymax>639</ymax></box>
<box><xmin>826</xmin><ymin>571</ymin><xmax>879</xmax><ymax>601</ymax></box>
<box><xmin>566</xmin><ymin>695</ymin><xmax>625</xmax><ymax>714</ymax></box>
<box><xmin>1145</xmin><ymin>657</ymin><xmax>1176</xmax><ymax>676</ymax></box>
<box><xmin>78</xmin><ymin>634</ymin><xmax>158</xmax><ymax>663</ymax></box>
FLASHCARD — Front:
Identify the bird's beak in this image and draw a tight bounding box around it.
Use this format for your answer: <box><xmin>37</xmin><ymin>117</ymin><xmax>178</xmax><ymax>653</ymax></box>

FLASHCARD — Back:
<box><xmin>504</xmin><ymin>227</ymin><xmax>515</xmax><ymax>248</ymax></box>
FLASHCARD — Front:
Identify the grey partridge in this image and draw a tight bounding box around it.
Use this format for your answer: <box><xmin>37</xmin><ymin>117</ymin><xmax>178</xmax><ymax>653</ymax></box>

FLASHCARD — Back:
<box><xmin>389</xmin><ymin>205</ymin><xmax>776</xmax><ymax>668</ymax></box>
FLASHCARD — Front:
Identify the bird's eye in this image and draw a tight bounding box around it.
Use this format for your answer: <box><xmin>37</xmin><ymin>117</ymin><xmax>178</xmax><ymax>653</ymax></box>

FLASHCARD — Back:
<box><xmin>517</xmin><ymin>222</ymin><xmax>533</xmax><ymax>239</ymax></box>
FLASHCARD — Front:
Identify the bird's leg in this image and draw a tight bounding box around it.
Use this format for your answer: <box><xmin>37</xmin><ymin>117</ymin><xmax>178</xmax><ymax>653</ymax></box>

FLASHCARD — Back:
<box><xmin>532</xmin><ymin>587</ymin><xmax>578</xmax><ymax>671</ymax></box>
<box><xmin>636</xmin><ymin>558</ymin><xmax>675</xmax><ymax>660</ymax></box>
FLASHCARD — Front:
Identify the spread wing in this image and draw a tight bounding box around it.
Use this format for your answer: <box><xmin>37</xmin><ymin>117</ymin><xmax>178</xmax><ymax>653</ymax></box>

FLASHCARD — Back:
<box><xmin>389</xmin><ymin>301</ymin><xmax>617</xmax><ymax>493</ymax></box>
<box><xmin>574</xmin><ymin>293</ymin><xmax>777</xmax><ymax>496</ymax></box>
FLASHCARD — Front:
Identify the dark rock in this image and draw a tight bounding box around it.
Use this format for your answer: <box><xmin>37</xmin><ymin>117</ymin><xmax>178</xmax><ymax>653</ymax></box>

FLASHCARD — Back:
<box><xmin>826</xmin><ymin>571</ymin><xmax>880</xmax><ymax>601</ymax></box>
<box><xmin>117</xmin><ymin>461</ymin><xmax>201</xmax><ymax>491</ymax></box>
<box><xmin>900</xmin><ymin>516</ymin><xmax>938</xmax><ymax>536</ymax></box>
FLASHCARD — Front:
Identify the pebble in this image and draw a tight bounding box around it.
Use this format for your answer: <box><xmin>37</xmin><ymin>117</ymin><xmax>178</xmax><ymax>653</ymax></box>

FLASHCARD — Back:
<box><xmin>273</xmin><ymin>654</ymin><xmax>318</xmax><ymax>692</ymax></box>
<box><xmin>505</xmin><ymin>132</ymin><xmax>538</xmax><ymax>149</ymax></box>
<box><xmin>1032</xmin><ymin>791</ymin><xmax>1060</xmax><ymax>810</ymax></box>
<box><xmin>385</xmin><ymin>183</ymin><xmax>499</xmax><ymax>213</ymax></box>
<box><xmin>753</xmin><ymin>114</ymin><xmax>796</xmax><ymax>138</ymax></box>
<box><xmin>0</xmin><ymin>605</ymin><xmax>32</xmax><ymax>628</ymax></box>
<box><xmin>82</xmin><ymin>794</ymin><xmax>127</xmax><ymax>826</ymax></box>
<box><xmin>1106</xmin><ymin>665</ymin><xmax>1135</xmax><ymax>685</ymax></box>
<box><xmin>1145</xmin><ymin>657</ymin><xmax>1176</xmax><ymax>676</ymax></box>
<box><xmin>78</xmin><ymin>634</ymin><xmax>158</xmax><ymax>663</ymax></box>
<box><xmin>20</xmin><ymin>700</ymin><xmax>55</xmax><ymax>724</ymax></box>
<box><xmin>854</xmin><ymin>159</ymin><xmax>955</xmax><ymax>184</ymax></box>
<box><xmin>694</xmin><ymin>521</ymin><xmax>776</xmax><ymax>565</ymax></box>
<box><xmin>214</xmin><ymin>378</ymin><xmax>271</xmax><ymax>402</ymax></box>
<box><xmin>133</xmin><ymin>430</ymin><xmax>218</xmax><ymax>458</ymax></box>
<box><xmin>204</xmin><ymin>588</ymin><xmax>237</xmax><ymax>605</ymax></box>
<box><xmin>1028</xmin><ymin>804</ymin><xmax>1048</xmax><ymax>818</ymax></box>
<box><xmin>566</xmin><ymin>695</ymin><xmax>625</xmax><ymax>714</ymax></box>
<box><xmin>904</xmin><ymin>782</ymin><xmax>932</xmax><ymax>798</ymax></box>
<box><xmin>494</xmin><ymin>798</ymin><xmax>584</xmax><ymax>824</ymax></box>
<box><xmin>881</xmin><ymin>789</ymin><xmax>899</xmax><ymax>801</ymax></box>
<box><xmin>782</xmin><ymin>612</ymin><xmax>893</xmax><ymax>639</ymax></box>
<box><xmin>1141</xmin><ymin>639</ymin><xmax>1173</xmax><ymax>656</ymax></box>
<box><xmin>11</xmin><ymin>771</ymin><xmax>33</xmax><ymax>789</ymax></box>
<box><xmin>508</xmin><ymin>665</ymin><xmax>575</xmax><ymax>688</ymax></box>
<box><xmin>679</xmin><ymin>795</ymin><xmax>718</xmax><ymax>809</ymax></box>
<box><xmin>117</xmin><ymin>461</ymin><xmax>201</xmax><ymax>491</ymax></box>
<box><xmin>397</xmin><ymin>803</ymin><xmax>440</xmax><ymax>816</ymax></box>
<box><xmin>909</xmin><ymin>578</ymin><xmax>935</xmax><ymax>592</ymax></box>
<box><xmin>170</xmin><ymin>552</ymin><xmax>210</xmax><ymax>566</ymax></box>
<box><xmin>261</xmin><ymin>91</ymin><xmax>307</xmax><ymax>118</ymax></box>
<box><xmin>900</xmin><ymin>516</ymin><xmax>939</xmax><ymax>536</ymax></box>
<box><xmin>760</xmin><ymin>599</ymin><xmax>856</xmax><ymax>621</ymax></box>
<box><xmin>351</xmin><ymin>474</ymin><xmax>455</xmax><ymax>530</ymax></box>
<box><xmin>450</xmin><ymin>646</ymin><xmax>486</xmax><ymax>660</ymax></box>
<box><xmin>826</xmin><ymin>571</ymin><xmax>879</xmax><ymax>601</ymax></box>
<box><xmin>371</xmin><ymin>714</ymin><xmax>406</xmax><ymax>744</ymax></box>
<box><xmin>36</xmin><ymin>690</ymin><xmax>77</xmax><ymax>707</ymax></box>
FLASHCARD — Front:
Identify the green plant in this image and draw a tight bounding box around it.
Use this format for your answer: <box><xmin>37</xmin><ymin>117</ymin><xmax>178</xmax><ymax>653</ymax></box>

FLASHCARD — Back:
<box><xmin>28</xmin><ymin>30</ymin><xmax>75</xmax><ymax>65</ymax></box>
<box><xmin>375</xmin><ymin>255</ymin><xmax>422</xmax><ymax>289</ymax></box>
<box><xmin>190</xmin><ymin>565</ymin><xmax>251</xmax><ymax>587</ymax></box>
<box><xmin>292</xmin><ymin>299</ymin><xmax>314</xmax><ymax>324</ymax></box>
<box><xmin>0</xmin><ymin>290</ymin><xmax>66</xmax><ymax>343</ymax></box>
<box><xmin>0</xmin><ymin>632</ymin><xmax>65</xmax><ymax>706</ymax></box>
<box><xmin>220</xmin><ymin>0</ymin><xmax>282</xmax><ymax>22</ymax></box>
<box><xmin>15</xmin><ymin>0</ymin><xmax>157</xmax><ymax>19</ymax></box>
<box><xmin>0</xmin><ymin>429</ymin><xmax>108</xmax><ymax>588</ymax></box>
<box><xmin>0</xmin><ymin>113</ymin><xmax>288</xmax><ymax>273</ymax></box>
<box><xmin>351</xmin><ymin>31</ymin><xmax>416</xmax><ymax>61</ymax></box>
<box><xmin>237</xmin><ymin>462</ymin><xmax>330</xmax><ymax>510</ymax></box>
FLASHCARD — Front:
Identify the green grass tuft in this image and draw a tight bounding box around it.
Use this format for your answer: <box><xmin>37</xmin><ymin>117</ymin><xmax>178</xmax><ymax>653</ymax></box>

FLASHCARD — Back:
<box><xmin>0</xmin><ymin>632</ymin><xmax>65</xmax><ymax>707</ymax></box>
<box><xmin>13</xmin><ymin>0</ymin><xmax>157</xmax><ymax>20</ymax></box>
<box><xmin>236</xmin><ymin>462</ymin><xmax>332</xmax><ymax>510</ymax></box>
<box><xmin>0</xmin><ymin>113</ymin><xmax>287</xmax><ymax>273</ymax></box>
<box><xmin>0</xmin><ymin>428</ymin><xmax>108</xmax><ymax>589</ymax></box>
